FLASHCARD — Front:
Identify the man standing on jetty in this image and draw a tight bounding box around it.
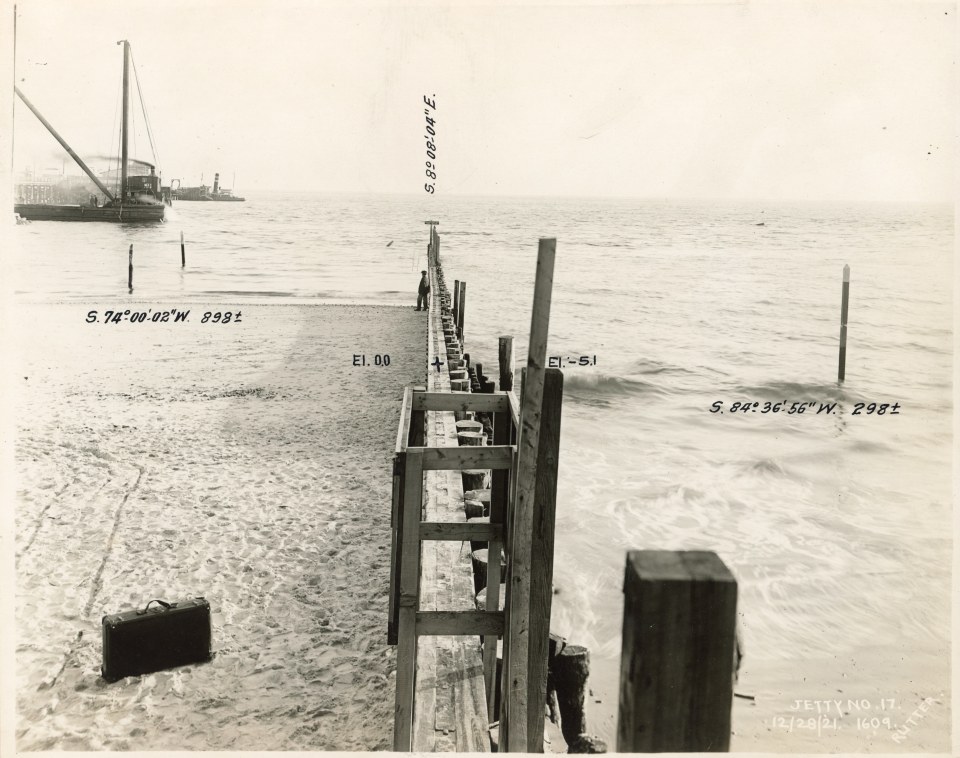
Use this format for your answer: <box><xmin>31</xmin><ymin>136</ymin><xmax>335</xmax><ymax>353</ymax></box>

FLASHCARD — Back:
<box><xmin>416</xmin><ymin>270</ymin><xmax>430</xmax><ymax>311</ymax></box>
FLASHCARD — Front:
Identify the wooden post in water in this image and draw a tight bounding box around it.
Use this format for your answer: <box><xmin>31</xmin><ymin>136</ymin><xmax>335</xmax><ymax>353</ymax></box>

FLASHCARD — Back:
<box><xmin>501</xmin><ymin>238</ymin><xmax>556</xmax><ymax>752</ymax></box>
<box><xmin>127</xmin><ymin>244</ymin><xmax>133</xmax><ymax>292</ymax></box>
<box><xmin>453</xmin><ymin>279</ymin><xmax>461</xmax><ymax>326</ymax></box>
<box><xmin>180</xmin><ymin>231</ymin><xmax>185</xmax><ymax>267</ymax></box>
<box><xmin>457</xmin><ymin>281</ymin><xmax>467</xmax><ymax>343</ymax></box>
<box><xmin>838</xmin><ymin>264</ymin><xmax>850</xmax><ymax>383</ymax></box>
<box><xmin>553</xmin><ymin>645</ymin><xmax>591</xmax><ymax>749</ymax></box>
<box><xmin>526</xmin><ymin>368</ymin><xmax>563</xmax><ymax>752</ymax></box>
<box><xmin>499</xmin><ymin>336</ymin><xmax>515</xmax><ymax>391</ymax></box>
<box><xmin>617</xmin><ymin>550</ymin><xmax>738</xmax><ymax>753</ymax></box>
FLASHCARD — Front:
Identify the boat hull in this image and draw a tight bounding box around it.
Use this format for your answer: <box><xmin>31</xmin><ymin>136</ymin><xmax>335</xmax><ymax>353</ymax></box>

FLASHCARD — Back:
<box><xmin>14</xmin><ymin>203</ymin><xmax>165</xmax><ymax>222</ymax></box>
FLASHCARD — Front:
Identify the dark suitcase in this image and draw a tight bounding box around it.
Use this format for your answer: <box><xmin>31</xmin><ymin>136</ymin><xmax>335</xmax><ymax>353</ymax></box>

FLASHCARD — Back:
<box><xmin>102</xmin><ymin>598</ymin><xmax>212</xmax><ymax>682</ymax></box>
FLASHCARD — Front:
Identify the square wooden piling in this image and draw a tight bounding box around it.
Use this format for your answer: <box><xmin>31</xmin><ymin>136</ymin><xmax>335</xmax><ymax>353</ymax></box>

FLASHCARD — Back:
<box><xmin>617</xmin><ymin>550</ymin><xmax>738</xmax><ymax>753</ymax></box>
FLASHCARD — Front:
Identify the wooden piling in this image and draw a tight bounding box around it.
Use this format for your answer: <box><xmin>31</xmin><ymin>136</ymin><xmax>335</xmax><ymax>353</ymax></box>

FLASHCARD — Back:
<box><xmin>617</xmin><ymin>550</ymin><xmax>738</xmax><ymax>752</ymax></box>
<box><xmin>526</xmin><ymin>368</ymin><xmax>563</xmax><ymax>751</ymax></box>
<box><xmin>838</xmin><ymin>264</ymin><xmax>850</xmax><ymax>383</ymax></box>
<box><xmin>471</xmin><ymin>548</ymin><xmax>506</xmax><ymax>594</ymax></box>
<box><xmin>553</xmin><ymin>645</ymin><xmax>590</xmax><ymax>748</ymax></box>
<box><xmin>498</xmin><ymin>336</ymin><xmax>515</xmax><ymax>391</ymax></box>
<box><xmin>180</xmin><ymin>230</ymin><xmax>185</xmax><ymax>267</ymax></box>
<box><xmin>453</xmin><ymin>279</ymin><xmax>460</xmax><ymax>323</ymax></box>
<box><xmin>457</xmin><ymin>431</ymin><xmax>485</xmax><ymax>447</ymax></box>
<box><xmin>464</xmin><ymin>499</ymin><xmax>487</xmax><ymax>518</ymax></box>
<box><xmin>457</xmin><ymin>282</ymin><xmax>467</xmax><ymax>342</ymax></box>
<box><xmin>127</xmin><ymin>244</ymin><xmax>133</xmax><ymax>292</ymax></box>
<box><xmin>502</xmin><ymin>238</ymin><xmax>557</xmax><ymax>752</ymax></box>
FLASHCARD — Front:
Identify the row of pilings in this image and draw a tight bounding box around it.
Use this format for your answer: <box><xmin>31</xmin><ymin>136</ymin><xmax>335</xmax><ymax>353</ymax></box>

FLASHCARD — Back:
<box><xmin>427</xmin><ymin>230</ymin><xmax>606</xmax><ymax>753</ymax></box>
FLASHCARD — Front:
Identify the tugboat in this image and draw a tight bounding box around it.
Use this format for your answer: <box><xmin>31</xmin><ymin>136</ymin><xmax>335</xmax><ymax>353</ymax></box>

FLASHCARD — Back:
<box><xmin>13</xmin><ymin>40</ymin><xmax>165</xmax><ymax>222</ymax></box>
<box><xmin>173</xmin><ymin>173</ymin><xmax>245</xmax><ymax>202</ymax></box>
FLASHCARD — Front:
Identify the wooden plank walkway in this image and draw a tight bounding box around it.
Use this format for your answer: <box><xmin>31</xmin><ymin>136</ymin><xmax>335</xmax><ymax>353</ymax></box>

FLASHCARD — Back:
<box><xmin>412</xmin><ymin>267</ymin><xmax>490</xmax><ymax>752</ymax></box>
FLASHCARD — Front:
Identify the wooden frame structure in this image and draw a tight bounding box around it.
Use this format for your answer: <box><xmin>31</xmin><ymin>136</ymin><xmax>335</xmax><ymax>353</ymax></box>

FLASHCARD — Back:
<box><xmin>390</xmin><ymin>234</ymin><xmax>560</xmax><ymax>753</ymax></box>
<box><xmin>390</xmin><ymin>387</ymin><xmax>520</xmax><ymax>751</ymax></box>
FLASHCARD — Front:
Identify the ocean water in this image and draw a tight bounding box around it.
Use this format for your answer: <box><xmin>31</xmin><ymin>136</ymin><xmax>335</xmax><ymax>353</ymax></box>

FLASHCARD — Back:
<box><xmin>11</xmin><ymin>193</ymin><xmax>953</xmax><ymax>750</ymax></box>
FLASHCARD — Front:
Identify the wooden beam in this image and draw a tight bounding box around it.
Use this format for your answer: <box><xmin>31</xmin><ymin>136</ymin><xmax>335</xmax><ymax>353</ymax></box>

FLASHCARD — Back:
<box><xmin>408</xmin><ymin>386</ymin><xmax>426</xmax><ymax>447</ymax></box>
<box><xmin>420</xmin><ymin>445</ymin><xmax>514</xmax><ymax>471</ymax></box>
<box><xmin>393</xmin><ymin>451</ymin><xmax>425</xmax><ymax>751</ymax></box>
<box><xmin>617</xmin><ymin>550</ymin><xmax>738</xmax><ymax>752</ymax></box>
<box><xmin>387</xmin><ymin>452</ymin><xmax>406</xmax><ymax>645</ymax></box>
<box><xmin>416</xmin><ymin>611</ymin><xmax>505</xmax><ymax>637</ymax></box>
<box><xmin>413</xmin><ymin>391</ymin><xmax>511</xmax><ymax>413</ymax></box>
<box><xmin>419</xmin><ymin>521</ymin><xmax>503</xmax><ymax>541</ymax></box>
<box><xmin>504</xmin><ymin>390</ymin><xmax>520</xmax><ymax>431</ymax></box>
<box><xmin>396</xmin><ymin>386</ymin><xmax>413</xmax><ymax>453</ymax></box>
<box><xmin>502</xmin><ymin>238</ymin><xmax>556</xmax><ymax>752</ymax></box>
<box><xmin>525</xmin><ymin>368</ymin><xmax>563</xmax><ymax>752</ymax></box>
<box><xmin>486</xmin><ymin>406</ymin><xmax>512</xmax><ymax>720</ymax></box>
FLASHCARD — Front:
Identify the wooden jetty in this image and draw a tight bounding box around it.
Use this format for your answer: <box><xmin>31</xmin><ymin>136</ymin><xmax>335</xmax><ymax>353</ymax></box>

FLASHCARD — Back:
<box><xmin>388</xmin><ymin>225</ymin><xmax>740</xmax><ymax>753</ymax></box>
<box><xmin>389</xmin><ymin>225</ymin><xmax>566</xmax><ymax>752</ymax></box>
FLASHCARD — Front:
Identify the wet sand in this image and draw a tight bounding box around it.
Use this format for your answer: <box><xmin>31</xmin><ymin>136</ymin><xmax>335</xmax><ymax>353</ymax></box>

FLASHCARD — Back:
<box><xmin>12</xmin><ymin>303</ymin><xmax>425</xmax><ymax>750</ymax></box>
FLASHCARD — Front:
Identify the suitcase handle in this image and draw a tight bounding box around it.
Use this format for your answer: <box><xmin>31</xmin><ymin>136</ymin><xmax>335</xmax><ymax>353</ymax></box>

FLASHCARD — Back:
<box><xmin>140</xmin><ymin>599</ymin><xmax>173</xmax><ymax>615</ymax></box>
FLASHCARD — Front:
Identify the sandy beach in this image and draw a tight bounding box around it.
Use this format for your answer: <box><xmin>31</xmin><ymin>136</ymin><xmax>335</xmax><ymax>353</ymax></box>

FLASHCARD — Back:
<box><xmin>11</xmin><ymin>303</ymin><xmax>426</xmax><ymax>750</ymax></box>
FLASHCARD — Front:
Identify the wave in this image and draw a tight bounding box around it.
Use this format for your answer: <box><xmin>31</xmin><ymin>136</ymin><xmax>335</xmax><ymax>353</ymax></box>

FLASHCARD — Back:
<box><xmin>738</xmin><ymin>457</ymin><xmax>792</xmax><ymax>478</ymax></box>
<box><xmin>622</xmin><ymin>357</ymin><xmax>695</xmax><ymax>376</ymax></box>
<box><xmin>200</xmin><ymin>290</ymin><xmax>296</xmax><ymax>298</ymax></box>
<box><xmin>729</xmin><ymin>380</ymin><xmax>859</xmax><ymax>404</ymax></box>
<box><xmin>563</xmin><ymin>372</ymin><xmax>670</xmax><ymax>404</ymax></box>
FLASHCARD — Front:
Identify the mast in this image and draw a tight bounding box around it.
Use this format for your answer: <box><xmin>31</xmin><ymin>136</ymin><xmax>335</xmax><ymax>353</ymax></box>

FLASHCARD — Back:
<box><xmin>119</xmin><ymin>39</ymin><xmax>130</xmax><ymax>203</ymax></box>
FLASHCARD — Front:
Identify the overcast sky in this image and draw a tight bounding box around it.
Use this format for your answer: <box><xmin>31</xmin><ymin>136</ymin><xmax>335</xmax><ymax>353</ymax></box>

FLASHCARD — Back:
<box><xmin>4</xmin><ymin>0</ymin><xmax>956</xmax><ymax>201</ymax></box>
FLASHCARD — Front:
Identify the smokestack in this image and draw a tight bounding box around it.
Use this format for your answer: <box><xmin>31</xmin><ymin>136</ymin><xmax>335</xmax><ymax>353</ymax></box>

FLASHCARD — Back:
<box><xmin>213</xmin><ymin>173</ymin><xmax>220</xmax><ymax>193</ymax></box>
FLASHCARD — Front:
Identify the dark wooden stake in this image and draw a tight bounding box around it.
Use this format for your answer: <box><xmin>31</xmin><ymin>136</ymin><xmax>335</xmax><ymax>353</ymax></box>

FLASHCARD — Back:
<box><xmin>498</xmin><ymin>335</ymin><xmax>515</xmax><ymax>392</ymax></box>
<box><xmin>553</xmin><ymin>645</ymin><xmax>590</xmax><ymax>746</ymax></box>
<box><xmin>617</xmin><ymin>550</ymin><xmax>738</xmax><ymax>752</ymax></box>
<box><xmin>453</xmin><ymin>279</ymin><xmax>460</xmax><ymax>325</ymax></box>
<box><xmin>127</xmin><ymin>244</ymin><xmax>133</xmax><ymax>292</ymax></box>
<box><xmin>180</xmin><ymin>230</ymin><xmax>185</xmax><ymax>267</ymax></box>
<box><xmin>838</xmin><ymin>264</ymin><xmax>850</xmax><ymax>383</ymax></box>
<box><xmin>457</xmin><ymin>281</ymin><xmax>467</xmax><ymax>343</ymax></box>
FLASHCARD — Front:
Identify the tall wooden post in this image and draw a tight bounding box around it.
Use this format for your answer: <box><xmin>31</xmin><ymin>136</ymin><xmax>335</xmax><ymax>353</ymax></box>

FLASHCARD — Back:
<box><xmin>180</xmin><ymin>231</ymin><xmax>185</xmax><ymax>267</ymax></box>
<box><xmin>838</xmin><ymin>264</ymin><xmax>850</xmax><ymax>383</ymax></box>
<box><xmin>498</xmin><ymin>336</ymin><xmax>515</xmax><ymax>392</ymax></box>
<box><xmin>525</xmin><ymin>368</ymin><xmax>563</xmax><ymax>752</ymax></box>
<box><xmin>457</xmin><ymin>281</ymin><xmax>467</xmax><ymax>343</ymax></box>
<box><xmin>617</xmin><ymin>550</ymin><xmax>738</xmax><ymax>752</ymax></box>
<box><xmin>127</xmin><ymin>244</ymin><xmax>133</xmax><ymax>292</ymax></box>
<box><xmin>453</xmin><ymin>279</ymin><xmax>460</xmax><ymax>325</ymax></box>
<box><xmin>501</xmin><ymin>238</ymin><xmax>556</xmax><ymax>752</ymax></box>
